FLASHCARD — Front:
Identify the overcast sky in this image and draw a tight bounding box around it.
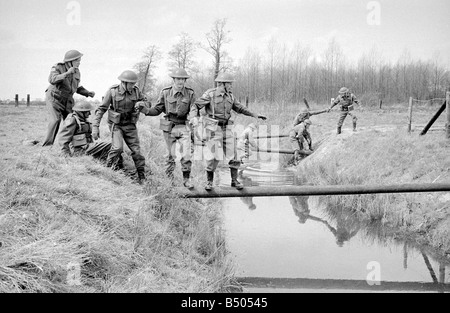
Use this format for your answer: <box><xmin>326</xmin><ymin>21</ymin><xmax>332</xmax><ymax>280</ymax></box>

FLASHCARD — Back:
<box><xmin>0</xmin><ymin>0</ymin><xmax>449</xmax><ymax>100</ymax></box>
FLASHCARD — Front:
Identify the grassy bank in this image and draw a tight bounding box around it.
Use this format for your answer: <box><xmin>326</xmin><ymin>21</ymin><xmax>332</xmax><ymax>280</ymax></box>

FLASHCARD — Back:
<box><xmin>0</xmin><ymin>105</ymin><xmax>236</xmax><ymax>293</ymax></box>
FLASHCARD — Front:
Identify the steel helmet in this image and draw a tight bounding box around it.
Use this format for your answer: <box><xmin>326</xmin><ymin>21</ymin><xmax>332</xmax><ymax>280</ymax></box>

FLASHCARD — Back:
<box><xmin>64</xmin><ymin>50</ymin><xmax>83</xmax><ymax>62</ymax></box>
<box><xmin>339</xmin><ymin>87</ymin><xmax>350</xmax><ymax>94</ymax></box>
<box><xmin>118</xmin><ymin>70</ymin><xmax>138</xmax><ymax>83</ymax></box>
<box><xmin>72</xmin><ymin>101</ymin><xmax>95</xmax><ymax>112</ymax></box>
<box><xmin>169</xmin><ymin>68</ymin><xmax>190</xmax><ymax>79</ymax></box>
<box><xmin>299</xmin><ymin>108</ymin><xmax>309</xmax><ymax>114</ymax></box>
<box><xmin>215</xmin><ymin>72</ymin><xmax>235</xmax><ymax>83</ymax></box>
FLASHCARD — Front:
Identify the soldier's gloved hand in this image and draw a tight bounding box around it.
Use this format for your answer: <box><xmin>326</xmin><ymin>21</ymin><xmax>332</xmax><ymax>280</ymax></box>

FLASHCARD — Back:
<box><xmin>256</xmin><ymin>114</ymin><xmax>267</xmax><ymax>121</ymax></box>
<box><xmin>66</xmin><ymin>67</ymin><xmax>77</xmax><ymax>75</ymax></box>
<box><xmin>135</xmin><ymin>101</ymin><xmax>150</xmax><ymax>114</ymax></box>
<box><xmin>189</xmin><ymin>118</ymin><xmax>199</xmax><ymax>128</ymax></box>
<box><xmin>88</xmin><ymin>91</ymin><xmax>96</xmax><ymax>98</ymax></box>
<box><xmin>92</xmin><ymin>126</ymin><xmax>99</xmax><ymax>141</ymax></box>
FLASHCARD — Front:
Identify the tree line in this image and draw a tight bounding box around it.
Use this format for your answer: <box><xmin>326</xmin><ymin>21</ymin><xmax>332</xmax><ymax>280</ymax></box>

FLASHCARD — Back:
<box><xmin>134</xmin><ymin>19</ymin><xmax>450</xmax><ymax>106</ymax></box>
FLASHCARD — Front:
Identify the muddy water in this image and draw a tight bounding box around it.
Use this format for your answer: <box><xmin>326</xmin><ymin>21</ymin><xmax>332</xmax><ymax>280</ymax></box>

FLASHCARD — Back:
<box><xmin>216</xmin><ymin>162</ymin><xmax>450</xmax><ymax>293</ymax></box>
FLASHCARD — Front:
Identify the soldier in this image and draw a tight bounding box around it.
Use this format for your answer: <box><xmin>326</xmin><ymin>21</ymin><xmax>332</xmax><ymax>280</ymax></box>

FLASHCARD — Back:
<box><xmin>43</xmin><ymin>50</ymin><xmax>95</xmax><ymax>146</ymax></box>
<box><xmin>236</xmin><ymin>123</ymin><xmax>258</xmax><ymax>164</ymax></box>
<box><xmin>58</xmin><ymin>101</ymin><xmax>94</xmax><ymax>157</ymax></box>
<box><xmin>289</xmin><ymin>119</ymin><xmax>313</xmax><ymax>164</ymax></box>
<box><xmin>328</xmin><ymin>87</ymin><xmax>360</xmax><ymax>134</ymax></box>
<box><xmin>292</xmin><ymin>107</ymin><xmax>328</xmax><ymax>127</ymax></box>
<box><xmin>92</xmin><ymin>70</ymin><xmax>149</xmax><ymax>185</ymax></box>
<box><xmin>189</xmin><ymin>72</ymin><xmax>267</xmax><ymax>191</ymax></box>
<box><xmin>136</xmin><ymin>68</ymin><xmax>196</xmax><ymax>189</ymax></box>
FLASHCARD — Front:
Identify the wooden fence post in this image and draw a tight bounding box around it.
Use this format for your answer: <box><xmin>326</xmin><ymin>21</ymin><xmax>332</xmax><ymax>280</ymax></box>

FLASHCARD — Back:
<box><xmin>27</xmin><ymin>94</ymin><xmax>30</xmax><ymax>107</ymax></box>
<box><xmin>15</xmin><ymin>94</ymin><xmax>19</xmax><ymax>107</ymax></box>
<box><xmin>419</xmin><ymin>101</ymin><xmax>446</xmax><ymax>136</ymax></box>
<box><xmin>446</xmin><ymin>92</ymin><xmax>450</xmax><ymax>139</ymax></box>
<box><xmin>407</xmin><ymin>97</ymin><xmax>413</xmax><ymax>133</ymax></box>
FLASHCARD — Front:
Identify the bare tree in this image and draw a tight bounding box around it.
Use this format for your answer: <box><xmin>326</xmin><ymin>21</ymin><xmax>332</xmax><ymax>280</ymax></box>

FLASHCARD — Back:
<box><xmin>431</xmin><ymin>52</ymin><xmax>447</xmax><ymax>98</ymax></box>
<box><xmin>323</xmin><ymin>38</ymin><xmax>343</xmax><ymax>100</ymax></box>
<box><xmin>168</xmin><ymin>32</ymin><xmax>198</xmax><ymax>71</ymax></box>
<box><xmin>266</xmin><ymin>37</ymin><xmax>278</xmax><ymax>103</ymax></box>
<box><xmin>292</xmin><ymin>42</ymin><xmax>311</xmax><ymax>103</ymax></box>
<box><xmin>134</xmin><ymin>45</ymin><xmax>162</xmax><ymax>97</ymax></box>
<box><xmin>203</xmin><ymin>18</ymin><xmax>232</xmax><ymax>84</ymax></box>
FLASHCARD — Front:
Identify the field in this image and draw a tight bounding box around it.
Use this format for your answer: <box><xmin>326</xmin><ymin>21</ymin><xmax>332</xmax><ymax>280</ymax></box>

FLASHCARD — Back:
<box><xmin>0</xmin><ymin>104</ymin><xmax>236</xmax><ymax>293</ymax></box>
<box><xmin>0</xmin><ymin>99</ymin><xmax>449</xmax><ymax>292</ymax></box>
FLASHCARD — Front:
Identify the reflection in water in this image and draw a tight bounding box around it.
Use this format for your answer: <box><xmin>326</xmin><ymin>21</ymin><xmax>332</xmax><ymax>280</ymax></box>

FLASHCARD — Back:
<box><xmin>240</xmin><ymin>197</ymin><xmax>256</xmax><ymax>210</ymax></box>
<box><xmin>221</xmin><ymin>161</ymin><xmax>450</xmax><ymax>292</ymax></box>
<box><xmin>289</xmin><ymin>196</ymin><xmax>360</xmax><ymax>247</ymax></box>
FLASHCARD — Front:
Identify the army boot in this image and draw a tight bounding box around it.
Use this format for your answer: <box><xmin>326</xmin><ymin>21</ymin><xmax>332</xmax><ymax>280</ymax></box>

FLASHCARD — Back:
<box><xmin>183</xmin><ymin>171</ymin><xmax>194</xmax><ymax>189</ymax></box>
<box><xmin>137</xmin><ymin>171</ymin><xmax>146</xmax><ymax>185</ymax></box>
<box><xmin>337</xmin><ymin>126</ymin><xmax>342</xmax><ymax>135</ymax></box>
<box><xmin>117</xmin><ymin>155</ymin><xmax>124</xmax><ymax>170</ymax></box>
<box><xmin>205</xmin><ymin>171</ymin><xmax>214</xmax><ymax>191</ymax></box>
<box><xmin>230</xmin><ymin>168</ymin><xmax>244</xmax><ymax>190</ymax></box>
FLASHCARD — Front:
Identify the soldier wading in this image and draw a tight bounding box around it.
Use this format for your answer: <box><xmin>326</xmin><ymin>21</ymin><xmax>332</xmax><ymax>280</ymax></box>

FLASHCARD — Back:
<box><xmin>189</xmin><ymin>72</ymin><xmax>267</xmax><ymax>191</ymax></box>
<box><xmin>93</xmin><ymin>70</ymin><xmax>150</xmax><ymax>184</ymax></box>
<box><xmin>136</xmin><ymin>68</ymin><xmax>196</xmax><ymax>189</ymax></box>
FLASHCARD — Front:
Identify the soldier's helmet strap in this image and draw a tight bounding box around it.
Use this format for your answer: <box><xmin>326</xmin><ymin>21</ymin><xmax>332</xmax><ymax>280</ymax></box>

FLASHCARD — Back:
<box><xmin>72</xmin><ymin>113</ymin><xmax>83</xmax><ymax>130</ymax></box>
<box><xmin>110</xmin><ymin>88</ymin><xmax>117</xmax><ymax>111</ymax></box>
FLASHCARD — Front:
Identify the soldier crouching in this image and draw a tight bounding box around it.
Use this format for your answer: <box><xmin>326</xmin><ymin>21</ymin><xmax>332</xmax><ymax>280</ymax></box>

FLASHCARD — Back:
<box><xmin>58</xmin><ymin>101</ymin><xmax>94</xmax><ymax>157</ymax></box>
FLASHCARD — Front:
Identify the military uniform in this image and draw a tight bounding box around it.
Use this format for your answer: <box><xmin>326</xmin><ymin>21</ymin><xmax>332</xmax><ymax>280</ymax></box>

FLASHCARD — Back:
<box><xmin>142</xmin><ymin>85</ymin><xmax>196</xmax><ymax>178</ymax></box>
<box><xmin>289</xmin><ymin>196</ymin><xmax>310</xmax><ymax>224</ymax></box>
<box><xmin>292</xmin><ymin>109</ymin><xmax>328</xmax><ymax>127</ymax></box>
<box><xmin>190</xmin><ymin>72</ymin><xmax>266</xmax><ymax>190</ymax></box>
<box><xmin>329</xmin><ymin>92</ymin><xmax>359</xmax><ymax>133</ymax></box>
<box><xmin>190</xmin><ymin>87</ymin><xmax>258</xmax><ymax>172</ymax></box>
<box><xmin>236</xmin><ymin>124</ymin><xmax>257</xmax><ymax>163</ymax></box>
<box><xmin>43</xmin><ymin>63</ymin><xmax>91</xmax><ymax>146</ymax></box>
<box><xmin>289</xmin><ymin>121</ymin><xmax>312</xmax><ymax>153</ymax></box>
<box><xmin>93</xmin><ymin>83</ymin><xmax>147</xmax><ymax>176</ymax></box>
<box><xmin>58</xmin><ymin>111</ymin><xmax>93</xmax><ymax>156</ymax></box>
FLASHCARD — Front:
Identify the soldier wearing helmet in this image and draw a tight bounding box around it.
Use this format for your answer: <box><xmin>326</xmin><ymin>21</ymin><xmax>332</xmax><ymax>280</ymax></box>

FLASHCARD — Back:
<box><xmin>289</xmin><ymin>119</ymin><xmax>313</xmax><ymax>164</ymax></box>
<box><xmin>292</xmin><ymin>107</ymin><xmax>328</xmax><ymax>128</ymax></box>
<box><xmin>236</xmin><ymin>122</ymin><xmax>258</xmax><ymax>164</ymax></box>
<box><xmin>189</xmin><ymin>72</ymin><xmax>267</xmax><ymax>191</ymax></box>
<box><xmin>42</xmin><ymin>50</ymin><xmax>95</xmax><ymax>146</ymax></box>
<box><xmin>58</xmin><ymin>100</ymin><xmax>95</xmax><ymax>157</ymax></box>
<box><xmin>92</xmin><ymin>70</ymin><xmax>150</xmax><ymax>184</ymax></box>
<box><xmin>328</xmin><ymin>87</ymin><xmax>360</xmax><ymax>134</ymax></box>
<box><xmin>135</xmin><ymin>68</ymin><xmax>196</xmax><ymax>189</ymax></box>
